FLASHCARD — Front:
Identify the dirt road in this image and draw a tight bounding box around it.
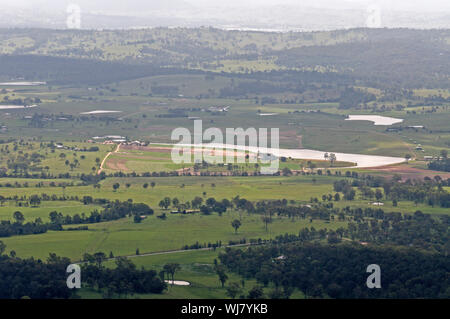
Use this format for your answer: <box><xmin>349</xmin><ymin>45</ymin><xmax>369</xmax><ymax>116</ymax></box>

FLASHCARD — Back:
<box><xmin>97</xmin><ymin>143</ymin><xmax>120</xmax><ymax>174</ymax></box>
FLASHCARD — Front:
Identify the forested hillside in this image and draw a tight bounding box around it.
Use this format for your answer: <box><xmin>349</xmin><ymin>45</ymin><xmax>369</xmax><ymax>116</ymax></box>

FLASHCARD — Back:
<box><xmin>0</xmin><ymin>28</ymin><xmax>449</xmax><ymax>88</ymax></box>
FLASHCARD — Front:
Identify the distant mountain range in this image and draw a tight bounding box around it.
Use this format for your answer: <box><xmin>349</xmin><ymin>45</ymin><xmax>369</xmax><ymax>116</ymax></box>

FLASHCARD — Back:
<box><xmin>1</xmin><ymin>1</ymin><xmax>449</xmax><ymax>30</ymax></box>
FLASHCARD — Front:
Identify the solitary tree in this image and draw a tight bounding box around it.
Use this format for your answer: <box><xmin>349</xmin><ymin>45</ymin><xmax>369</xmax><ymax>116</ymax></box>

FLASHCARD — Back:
<box><xmin>159</xmin><ymin>197</ymin><xmax>171</xmax><ymax>210</ymax></box>
<box><xmin>404</xmin><ymin>154</ymin><xmax>412</xmax><ymax>163</ymax></box>
<box><xmin>172</xmin><ymin>197</ymin><xmax>180</xmax><ymax>209</ymax></box>
<box><xmin>133</xmin><ymin>214</ymin><xmax>142</xmax><ymax>223</ymax></box>
<box><xmin>13</xmin><ymin>211</ymin><xmax>25</xmax><ymax>224</ymax></box>
<box><xmin>262</xmin><ymin>215</ymin><xmax>272</xmax><ymax>232</ymax></box>
<box><xmin>93</xmin><ymin>252</ymin><xmax>107</xmax><ymax>268</ymax></box>
<box><xmin>163</xmin><ymin>263</ymin><xmax>181</xmax><ymax>284</ymax></box>
<box><xmin>191</xmin><ymin>196</ymin><xmax>203</xmax><ymax>208</ymax></box>
<box><xmin>375</xmin><ymin>189</ymin><xmax>383</xmax><ymax>201</ymax></box>
<box><xmin>247</xmin><ymin>286</ymin><xmax>264</xmax><ymax>299</ymax></box>
<box><xmin>329</xmin><ymin>153</ymin><xmax>337</xmax><ymax>167</ymax></box>
<box><xmin>112</xmin><ymin>183</ymin><xmax>120</xmax><ymax>192</ymax></box>
<box><xmin>231</xmin><ymin>219</ymin><xmax>241</xmax><ymax>234</ymax></box>
<box><xmin>29</xmin><ymin>195</ymin><xmax>41</xmax><ymax>207</ymax></box>
<box><xmin>215</xmin><ymin>265</ymin><xmax>228</xmax><ymax>288</ymax></box>
<box><xmin>226</xmin><ymin>282</ymin><xmax>242</xmax><ymax>299</ymax></box>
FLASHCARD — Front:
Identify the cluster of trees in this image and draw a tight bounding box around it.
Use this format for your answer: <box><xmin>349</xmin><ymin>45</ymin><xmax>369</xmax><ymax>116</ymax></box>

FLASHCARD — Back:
<box><xmin>333</xmin><ymin>180</ymin><xmax>357</xmax><ymax>200</ymax></box>
<box><xmin>428</xmin><ymin>150</ymin><xmax>450</xmax><ymax>172</ymax></box>
<box><xmin>428</xmin><ymin>159</ymin><xmax>450</xmax><ymax>172</ymax></box>
<box><xmin>338</xmin><ymin>87</ymin><xmax>376</xmax><ymax>109</ymax></box>
<box><xmin>251</xmin><ymin>200</ymin><xmax>333</xmax><ymax>224</ymax></box>
<box><xmin>81</xmin><ymin>253</ymin><xmax>166</xmax><ymax>298</ymax></box>
<box><xmin>219</xmin><ymin>243</ymin><xmax>450</xmax><ymax>298</ymax></box>
<box><xmin>386</xmin><ymin>179</ymin><xmax>450</xmax><ymax>208</ymax></box>
<box><xmin>0</xmin><ymin>242</ymin><xmax>166</xmax><ymax>299</ymax></box>
<box><xmin>332</xmin><ymin>175</ymin><xmax>450</xmax><ymax>208</ymax></box>
<box><xmin>344</xmin><ymin>210</ymin><xmax>449</xmax><ymax>253</ymax></box>
<box><xmin>158</xmin><ymin>196</ymin><xmax>232</xmax><ymax>215</ymax></box>
<box><xmin>199</xmin><ymin>198</ymin><xmax>231</xmax><ymax>215</ymax></box>
<box><xmin>49</xmin><ymin>201</ymin><xmax>153</xmax><ymax>226</ymax></box>
<box><xmin>220</xmin><ymin>196</ymin><xmax>449</xmax><ymax>252</ymax></box>
<box><xmin>0</xmin><ymin>248</ymin><xmax>75</xmax><ymax>299</ymax></box>
<box><xmin>0</xmin><ymin>213</ymin><xmax>58</xmax><ymax>237</ymax></box>
<box><xmin>5</xmin><ymin>153</ymin><xmax>45</xmax><ymax>174</ymax></box>
<box><xmin>1</xmin><ymin>96</ymin><xmax>40</xmax><ymax>106</ymax></box>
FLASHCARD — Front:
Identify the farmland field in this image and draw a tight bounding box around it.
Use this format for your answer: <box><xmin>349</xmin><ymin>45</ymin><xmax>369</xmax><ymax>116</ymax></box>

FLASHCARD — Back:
<box><xmin>0</xmin><ymin>26</ymin><xmax>449</xmax><ymax>301</ymax></box>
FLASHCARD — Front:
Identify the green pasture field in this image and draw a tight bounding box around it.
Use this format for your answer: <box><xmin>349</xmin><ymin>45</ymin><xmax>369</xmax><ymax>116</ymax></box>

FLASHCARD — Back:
<box><xmin>0</xmin><ymin>171</ymin><xmax>447</xmax><ymax>263</ymax></box>
<box><xmin>0</xmin><ymin>141</ymin><xmax>112</xmax><ymax>175</ymax></box>
<box><xmin>0</xmin><ymin>173</ymin><xmax>447</xmax><ymax>216</ymax></box>
<box><xmin>0</xmin><ymin>201</ymin><xmax>103</xmax><ymax>221</ymax></box>
<box><xmin>0</xmin><ymin>175</ymin><xmax>336</xmax><ymax>206</ymax></box>
<box><xmin>1</xmin><ymin>208</ymin><xmax>347</xmax><ymax>261</ymax></box>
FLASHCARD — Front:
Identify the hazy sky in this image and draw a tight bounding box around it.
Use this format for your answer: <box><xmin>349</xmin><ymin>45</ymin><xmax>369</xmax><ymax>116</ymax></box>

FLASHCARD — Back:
<box><xmin>2</xmin><ymin>0</ymin><xmax>449</xmax><ymax>30</ymax></box>
<box><xmin>3</xmin><ymin>0</ymin><xmax>450</xmax><ymax>12</ymax></box>
<box><xmin>187</xmin><ymin>0</ymin><xmax>450</xmax><ymax>11</ymax></box>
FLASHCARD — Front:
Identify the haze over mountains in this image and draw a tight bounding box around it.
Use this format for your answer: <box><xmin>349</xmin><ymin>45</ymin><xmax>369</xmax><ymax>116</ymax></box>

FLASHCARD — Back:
<box><xmin>1</xmin><ymin>0</ymin><xmax>450</xmax><ymax>31</ymax></box>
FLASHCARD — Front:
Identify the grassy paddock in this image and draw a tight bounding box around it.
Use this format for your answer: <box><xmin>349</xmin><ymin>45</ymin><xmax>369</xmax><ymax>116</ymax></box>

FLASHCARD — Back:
<box><xmin>2</xmin><ymin>209</ymin><xmax>346</xmax><ymax>261</ymax></box>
